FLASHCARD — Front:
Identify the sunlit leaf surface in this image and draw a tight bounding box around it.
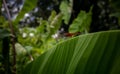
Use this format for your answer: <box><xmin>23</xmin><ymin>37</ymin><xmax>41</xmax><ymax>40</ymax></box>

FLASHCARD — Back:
<box><xmin>23</xmin><ymin>30</ymin><xmax>120</xmax><ymax>74</ymax></box>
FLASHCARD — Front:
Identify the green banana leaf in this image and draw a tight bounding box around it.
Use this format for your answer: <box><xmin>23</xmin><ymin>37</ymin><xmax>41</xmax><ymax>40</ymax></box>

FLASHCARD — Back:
<box><xmin>23</xmin><ymin>30</ymin><xmax>120</xmax><ymax>74</ymax></box>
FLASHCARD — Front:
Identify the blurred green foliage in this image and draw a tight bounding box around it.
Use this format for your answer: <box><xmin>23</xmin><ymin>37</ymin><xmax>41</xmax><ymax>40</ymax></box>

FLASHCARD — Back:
<box><xmin>60</xmin><ymin>1</ymin><xmax>72</xmax><ymax>24</ymax></box>
<box><xmin>17</xmin><ymin>0</ymin><xmax>38</xmax><ymax>19</ymax></box>
<box><xmin>110</xmin><ymin>0</ymin><xmax>120</xmax><ymax>25</ymax></box>
<box><xmin>69</xmin><ymin>7</ymin><xmax>92</xmax><ymax>33</ymax></box>
<box><xmin>0</xmin><ymin>0</ymin><xmax>120</xmax><ymax>74</ymax></box>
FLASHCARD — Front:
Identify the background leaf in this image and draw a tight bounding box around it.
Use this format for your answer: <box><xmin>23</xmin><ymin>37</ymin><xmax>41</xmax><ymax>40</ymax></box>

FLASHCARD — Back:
<box><xmin>0</xmin><ymin>29</ymin><xmax>10</xmax><ymax>40</ymax></box>
<box><xmin>69</xmin><ymin>7</ymin><xmax>92</xmax><ymax>33</ymax></box>
<box><xmin>60</xmin><ymin>1</ymin><xmax>72</xmax><ymax>24</ymax></box>
<box><xmin>14</xmin><ymin>0</ymin><xmax>38</xmax><ymax>23</ymax></box>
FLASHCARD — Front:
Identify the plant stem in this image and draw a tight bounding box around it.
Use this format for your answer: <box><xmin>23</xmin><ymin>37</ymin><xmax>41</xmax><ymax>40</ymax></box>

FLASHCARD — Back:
<box><xmin>3</xmin><ymin>0</ymin><xmax>16</xmax><ymax>74</ymax></box>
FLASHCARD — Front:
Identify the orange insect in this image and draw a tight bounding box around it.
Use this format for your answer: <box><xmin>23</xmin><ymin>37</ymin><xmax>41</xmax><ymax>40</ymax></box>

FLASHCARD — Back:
<box><xmin>64</xmin><ymin>32</ymin><xmax>80</xmax><ymax>37</ymax></box>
